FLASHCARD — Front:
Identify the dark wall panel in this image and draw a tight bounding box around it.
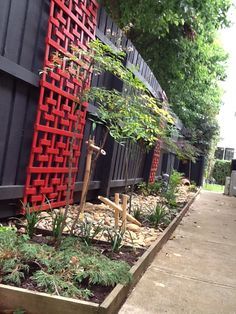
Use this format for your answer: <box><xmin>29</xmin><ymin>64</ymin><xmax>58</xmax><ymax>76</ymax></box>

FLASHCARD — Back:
<box><xmin>15</xmin><ymin>87</ymin><xmax>38</xmax><ymax>185</ymax></box>
<box><xmin>0</xmin><ymin>72</ymin><xmax>15</xmax><ymax>181</ymax></box>
<box><xmin>1</xmin><ymin>79</ymin><xmax>29</xmax><ymax>185</ymax></box>
<box><xmin>3</xmin><ymin>0</ymin><xmax>28</xmax><ymax>63</ymax></box>
<box><xmin>0</xmin><ymin>0</ymin><xmax>48</xmax><ymax>203</ymax></box>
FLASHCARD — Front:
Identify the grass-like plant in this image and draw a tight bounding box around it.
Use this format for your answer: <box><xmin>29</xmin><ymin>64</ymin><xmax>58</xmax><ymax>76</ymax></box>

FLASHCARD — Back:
<box><xmin>132</xmin><ymin>207</ymin><xmax>142</xmax><ymax>222</ymax></box>
<box><xmin>147</xmin><ymin>204</ymin><xmax>168</xmax><ymax>228</ymax></box>
<box><xmin>51</xmin><ymin>209</ymin><xmax>65</xmax><ymax>240</ymax></box>
<box><xmin>24</xmin><ymin>204</ymin><xmax>43</xmax><ymax>238</ymax></box>
<box><xmin>14</xmin><ymin>202</ymin><xmax>43</xmax><ymax>238</ymax></box>
<box><xmin>77</xmin><ymin>218</ymin><xmax>104</xmax><ymax>246</ymax></box>
<box><xmin>106</xmin><ymin>226</ymin><xmax>126</xmax><ymax>252</ymax></box>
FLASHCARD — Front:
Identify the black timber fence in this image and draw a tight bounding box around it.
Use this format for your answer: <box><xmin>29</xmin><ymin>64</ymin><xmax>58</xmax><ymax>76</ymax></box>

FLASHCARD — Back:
<box><xmin>0</xmin><ymin>2</ymin><xmax>165</xmax><ymax>217</ymax></box>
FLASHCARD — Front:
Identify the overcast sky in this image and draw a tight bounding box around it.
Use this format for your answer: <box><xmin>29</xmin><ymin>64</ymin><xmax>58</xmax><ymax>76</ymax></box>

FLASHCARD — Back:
<box><xmin>218</xmin><ymin>2</ymin><xmax>236</xmax><ymax>148</ymax></box>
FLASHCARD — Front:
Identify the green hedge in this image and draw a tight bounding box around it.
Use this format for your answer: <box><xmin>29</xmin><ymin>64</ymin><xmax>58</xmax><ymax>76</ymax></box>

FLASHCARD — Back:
<box><xmin>212</xmin><ymin>160</ymin><xmax>231</xmax><ymax>185</ymax></box>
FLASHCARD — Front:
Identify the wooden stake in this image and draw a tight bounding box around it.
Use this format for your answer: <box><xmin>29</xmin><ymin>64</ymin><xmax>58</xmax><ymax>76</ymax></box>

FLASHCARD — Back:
<box><xmin>122</xmin><ymin>194</ymin><xmax>128</xmax><ymax>232</ymax></box>
<box><xmin>114</xmin><ymin>193</ymin><xmax>119</xmax><ymax>228</ymax></box>
<box><xmin>79</xmin><ymin>140</ymin><xmax>106</xmax><ymax>217</ymax></box>
<box><xmin>79</xmin><ymin>139</ymin><xmax>94</xmax><ymax>217</ymax></box>
<box><xmin>98</xmin><ymin>196</ymin><xmax>141</xmax><ymax>226</ymax></box>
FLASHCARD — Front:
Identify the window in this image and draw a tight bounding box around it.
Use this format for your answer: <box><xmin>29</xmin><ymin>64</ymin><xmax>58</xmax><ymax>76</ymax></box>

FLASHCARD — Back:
<box><xmin>224</xmin><ymin>148</ymin><xmax>234</xmax><ymax>161</ymax></box>
<box><xmin>215</xmin><ymin>147</ymin><xmax>224</xmax><ymax>160</ymax></box>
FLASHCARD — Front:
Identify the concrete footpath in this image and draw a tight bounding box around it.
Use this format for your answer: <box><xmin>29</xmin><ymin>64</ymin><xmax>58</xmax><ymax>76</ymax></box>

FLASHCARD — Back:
<box><xmin>119</xmin><ymin>191</ymin><xmax>236</xmax><ymax>314</ymax></box>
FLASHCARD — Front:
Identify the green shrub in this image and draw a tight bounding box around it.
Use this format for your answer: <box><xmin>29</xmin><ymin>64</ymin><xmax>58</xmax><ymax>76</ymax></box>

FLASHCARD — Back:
<box><xmin>163</xmin><ymin>170</ymin><xmax>183</xmax><ymax>207</ymax></box>
<box><xmin>212</xmin><ymin>160</ymin><xmax>231</xmax><ymax>185</ymax></box>
<box><xmin>137</xmin><ymin>181</ymin><xmax>162</xmax><ymax>196</ymax></box>
<box><xmin>188</xmin><ymin>183</ymin><xmax>198</xmax><ymax>192</ymax></box>
<box><xmin>168</xmin><ymin>170</ymin><xmax>183</xmax><ymax>192</ymax></box>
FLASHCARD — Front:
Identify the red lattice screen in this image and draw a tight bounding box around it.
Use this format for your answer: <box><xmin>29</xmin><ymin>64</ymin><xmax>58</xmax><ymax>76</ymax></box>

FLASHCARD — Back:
<box><xmin>23</xmin><ymin>0</ymin><xmax>98</xmax><ymax>212</ymax></box>
<box><xmin>149</xmin><ymin>141</ymin><xmax>161</xmax><ymax>183</ymax></box>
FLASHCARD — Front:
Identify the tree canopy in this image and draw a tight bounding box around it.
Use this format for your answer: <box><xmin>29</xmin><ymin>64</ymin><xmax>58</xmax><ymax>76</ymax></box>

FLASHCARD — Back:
<box><xmin>102</xmin><ymin>0</ymin><xmax>232</xmax><ymax>154</ymax></box>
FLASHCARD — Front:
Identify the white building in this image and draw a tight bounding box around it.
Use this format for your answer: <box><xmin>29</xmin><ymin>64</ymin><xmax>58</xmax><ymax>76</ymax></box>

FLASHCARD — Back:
<box><xmin>217</xmin><ymin>4</ymin><xmax>236</xmax><ymax>160</ymax></box>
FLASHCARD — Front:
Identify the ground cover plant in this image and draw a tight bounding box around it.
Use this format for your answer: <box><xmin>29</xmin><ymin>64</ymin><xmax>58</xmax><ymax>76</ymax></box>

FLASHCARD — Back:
<box><xmin>0</xmin><ymin>226</ymin><xmax>132</xmax><ymax>302</ymax></box>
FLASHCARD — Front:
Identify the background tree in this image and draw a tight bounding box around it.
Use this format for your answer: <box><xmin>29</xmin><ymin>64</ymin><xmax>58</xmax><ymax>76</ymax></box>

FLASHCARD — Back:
<box><xmin>102</xmin><ymin>0</ymin><xmax>232</xmax><ymax>155</ymax></box>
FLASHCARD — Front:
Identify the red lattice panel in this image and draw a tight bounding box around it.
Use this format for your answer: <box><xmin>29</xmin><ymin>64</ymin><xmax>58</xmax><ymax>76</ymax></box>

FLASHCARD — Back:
<box><xmin>23</xmin><ymin>0</ymin><xmax>98</xmax><ymax>212</ymax></box>
<box><xmin>149</xmin><ymin>141</ymin><xmax>161</xmax><ymax>183</ymax></box>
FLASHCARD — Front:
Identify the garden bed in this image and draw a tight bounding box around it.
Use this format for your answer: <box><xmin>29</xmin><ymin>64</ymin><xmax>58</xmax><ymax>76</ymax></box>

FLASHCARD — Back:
<box><xmin>0</xmin><ymin>189</ymin><xmax>200</xmax><ymax>314</ymax></box>
<box><xmin>23</xmin><ymin>185</ymin><xmax>196</xmax><ymax>248</ymax></box>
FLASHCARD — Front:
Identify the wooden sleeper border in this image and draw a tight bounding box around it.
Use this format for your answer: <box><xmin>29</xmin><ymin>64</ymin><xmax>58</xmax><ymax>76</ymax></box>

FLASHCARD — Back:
<box><xmin>0</xmin><ymin>190</ymin><xmax>200</xmax><ymax>314</ymax></box>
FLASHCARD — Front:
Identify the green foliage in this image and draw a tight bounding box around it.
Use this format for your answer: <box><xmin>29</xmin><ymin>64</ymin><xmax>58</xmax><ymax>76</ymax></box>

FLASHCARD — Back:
<box><xmin>13</xmin><ymin>309</ymin><xmax>25</xmax><ymax>314</ymax></box>
<box><xmin>50</xmin><ymin>209</ymin><xmax>65</xmax><ymax>240</ymax></box>
<box><xmin>203</xmin><ymin>183</ymin><xmax>224</xmax><ymax>192</ymax></box>
<box><xmin>0</xmin><ymin>229</ymin><xmax>131</xmax><ymax>299</ymax></box>
<box><xmin>132</xmin><ymin>207</ymin><xmax>142</xmax><ymax>222</ymax></box>
<box><xmin>212</xmin><ymin>159</ymin><xmax>231</xmax><ymax>185</ymax></box>
<box><xmin>164</xmin><ymin>170</ymin><xmax>183</xmax><ymax>207</ymax></box>
<box><xmin>0</xmin><ymin>226</ymin><xmax>18</xmax><ymax>253</ymax></box>
<box><xmin>103</xmin><ymin>0</ymin><xmax>232</xmax><ymax>156</ymax></box>
<box><xmin>169</xmin><ymin>171</ymin><xmax>183</xmax><ymax>191</ymax></box>
<box><xmin>31</xmin><ymin>270</ymin><xmax>92</xmax><ymax>299</ymax></box>
<box><xmin>103</xmin><ymin>0</ymin><xmax>231</xmax><ymax>39</ymax></box>
<box><xmin>188</xmin><ymin>183</ymin><xmax>198</xmax><ymax>192</ymax></box>
<box><xmin>137</xmin><ymin>181</ymin><xmax>163</xmax><ymax>196</ymax></box>
<box><xmin>106</xmin><ymin>226</ymin><xmax>126</xmax><ymax>252</ymax></box>
<box><xmin>78</xmin><ymin>218</ymin><xmax>104</xmax><ymax>246</ymax></box>
<box><xmin>0</xmin><ymin>228</ymin><xmax>29</xmax><ymax>286</ymax></box>
<box><xmin>147</xmin><ymin>204</ymin><xmax>168</xmax><ymax>228</ymax></box>
<box><xmin>22</xmin><ymin>203</ymin><xmax>43</xmax><ymax>238</ymax></box>
<box><xmin>75</xmin><ymin>253</ymin><xmax>131</xmax><ymax>286</ymax></box>
<box><xmin>47</xmin><ymin>39</ymin><xmax>196</xmax><ymax>159</ymax></box>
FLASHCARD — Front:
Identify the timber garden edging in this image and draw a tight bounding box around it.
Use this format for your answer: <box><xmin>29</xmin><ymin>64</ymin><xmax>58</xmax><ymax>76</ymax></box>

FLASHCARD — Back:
<box><xmin>0</xmin><ymin>189</ymin><xmax>200</xmax><ymax>314</ymax></box>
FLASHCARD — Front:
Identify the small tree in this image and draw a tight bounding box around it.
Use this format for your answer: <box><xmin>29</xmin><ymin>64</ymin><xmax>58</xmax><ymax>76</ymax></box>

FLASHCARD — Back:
<box><xmin>45</xmin><ymin>39</ymin><xmax>195</xmax><ymax>244</ymax></box>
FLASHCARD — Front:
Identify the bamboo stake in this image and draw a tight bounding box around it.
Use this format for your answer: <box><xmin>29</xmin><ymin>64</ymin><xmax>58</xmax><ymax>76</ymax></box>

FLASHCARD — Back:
<box><xmin>114</xmin><ymin>193</ymin><xmax>120</xmax><ymax>229</ymax></box>
<box><xmin>122</xmin><ymin>194</ymin><xmax>128</xmax><ymax>232</ymax></box>
<box><xmin>79</xmin><ymin>139</ymin><xmax>94</xmax><ymax>219</ymax></box>
<box><xmin>98</xmin><ymin>196</ymin><xmax>141</xmax><ymax>226</ymax></box>
<box><xmin>79</xmin><ymin>140</ymin><xmax>106</xmax><ymax>218</ymax></box>
<box><xmin>70</xmin><ymin>140</ymin><xmax>106</xmax><ymax>233</ymax></box>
